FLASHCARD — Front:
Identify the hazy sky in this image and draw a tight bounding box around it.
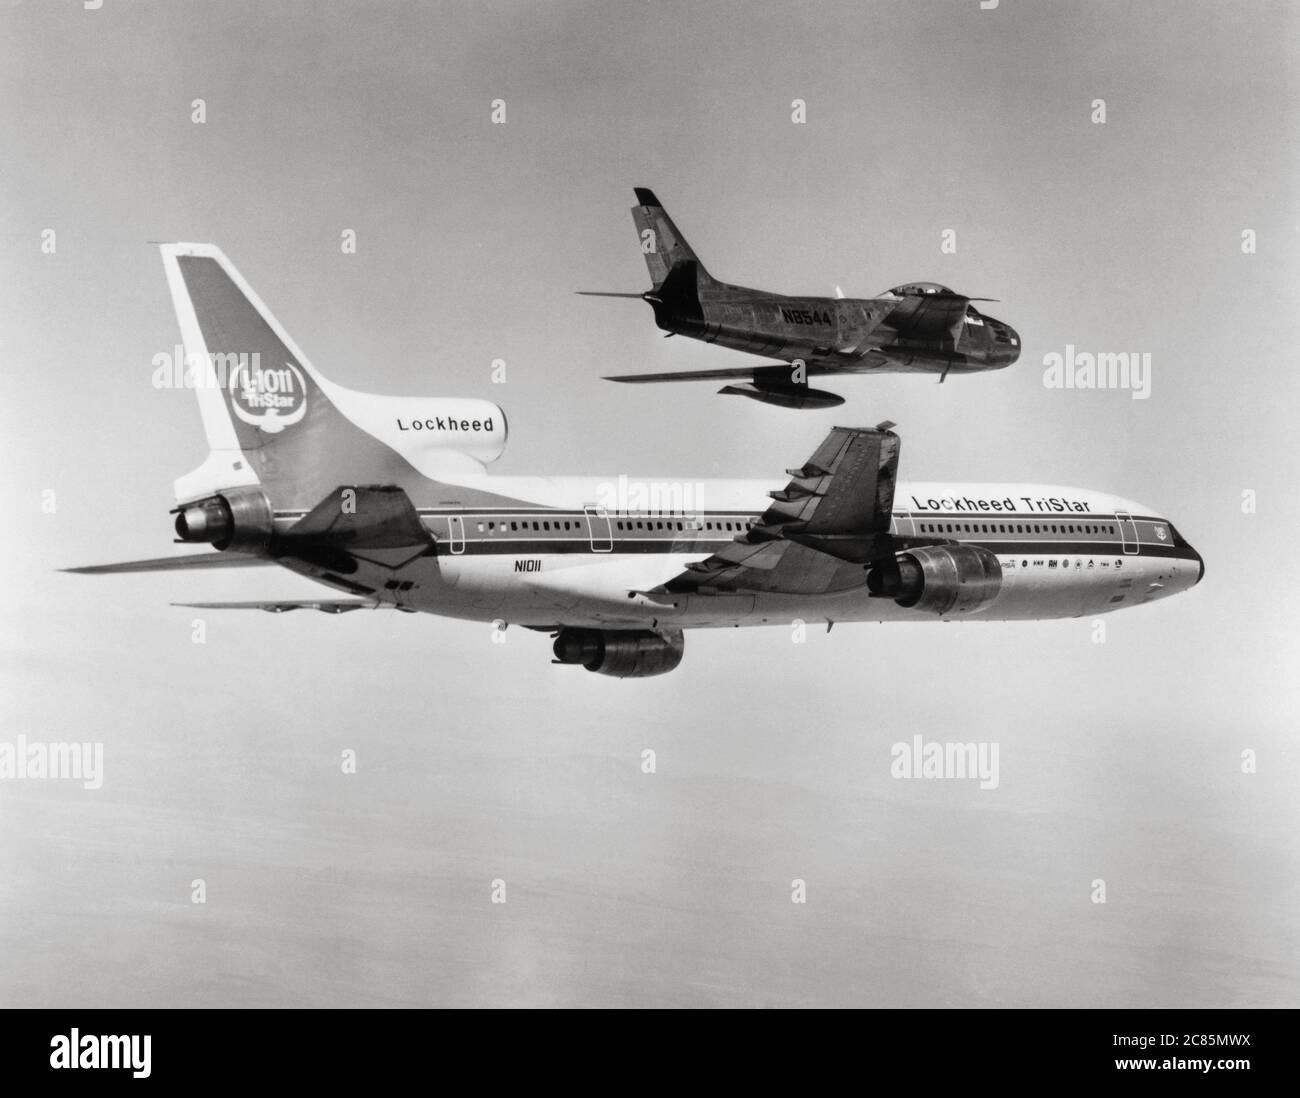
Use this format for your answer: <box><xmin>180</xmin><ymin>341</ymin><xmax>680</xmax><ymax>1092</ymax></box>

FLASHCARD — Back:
<box><xmin>2</xmin><ymin>0</ymin><xmax>1297</xmax><ymax>1007</ymax></box>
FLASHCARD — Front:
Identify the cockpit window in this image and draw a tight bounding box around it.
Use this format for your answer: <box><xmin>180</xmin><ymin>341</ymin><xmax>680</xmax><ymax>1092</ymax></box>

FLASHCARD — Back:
<box><xmin>888</xmin><ymin>282</ymin><xmax>953</xmax><ymax>296</ymax></box>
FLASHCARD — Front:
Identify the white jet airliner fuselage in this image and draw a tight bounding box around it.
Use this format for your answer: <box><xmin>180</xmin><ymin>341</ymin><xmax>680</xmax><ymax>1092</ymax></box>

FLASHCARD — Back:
<box><xmin>270</xmin><ymin>476</ymin><xmax>1202</xmax><ymax>628</ymax></box>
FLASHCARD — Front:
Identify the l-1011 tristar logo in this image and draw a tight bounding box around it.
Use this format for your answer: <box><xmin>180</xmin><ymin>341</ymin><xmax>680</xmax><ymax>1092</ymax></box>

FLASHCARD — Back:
<box><xmin>229</xmin><ymin>356</ymin><xmax>307</xmax><ymax>434</ymax></box>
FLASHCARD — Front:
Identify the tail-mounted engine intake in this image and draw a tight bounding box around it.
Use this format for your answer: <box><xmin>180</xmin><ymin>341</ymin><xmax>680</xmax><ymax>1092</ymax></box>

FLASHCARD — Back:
<box><xmin>867</xmin><ymin>544</ymin><xmax>1002</xmax><ymax>616</ymax></box>
<box><xmin>552</xmin><ymin>628</ymin><xmax>685</xmax><ymax>678</ymax></box>
<box><xmin>173</xmin><ymin>487</ymin><xmax>274</xmax><ymax>553</ymax></box>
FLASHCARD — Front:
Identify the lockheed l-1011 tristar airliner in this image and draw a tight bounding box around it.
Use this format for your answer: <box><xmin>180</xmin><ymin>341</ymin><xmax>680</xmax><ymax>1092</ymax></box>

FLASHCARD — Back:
<box><xmin>67</xmin><ymin>245</ymin><xmax>1203</xmax><ymax>677</ymax></box>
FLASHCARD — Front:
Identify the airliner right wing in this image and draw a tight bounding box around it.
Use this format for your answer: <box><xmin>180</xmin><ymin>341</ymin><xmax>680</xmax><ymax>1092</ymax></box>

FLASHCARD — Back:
<box><xmin>659</xmin><ymin>423</ymin><xmax>901</xmax><ymax>596</ymax></box>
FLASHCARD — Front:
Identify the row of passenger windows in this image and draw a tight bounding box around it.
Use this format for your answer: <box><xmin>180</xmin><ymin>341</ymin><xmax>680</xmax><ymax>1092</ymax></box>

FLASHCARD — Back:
<box><xmin>614</xmin><ymin>519</ymin><xmax>752</xmax><ymax>533</ymax></box>
<box><xmin>473</xmin><ymin>519</ymin><xmax>583</xmax><ymax>533</ymax></box>
<box><xmin>916</xmin><ymin>522</ymin><xmax>1117</xmax><ymax>536</ymax></box>
<box><xmin>469</xmin><ymin>517</ymin><xmax>755</xmax><ymax>534</ymax></box>
<box><xmin>463</xmin><ymin>516</ymin><xmax>1121</xmax><ymax>537</ymax></box>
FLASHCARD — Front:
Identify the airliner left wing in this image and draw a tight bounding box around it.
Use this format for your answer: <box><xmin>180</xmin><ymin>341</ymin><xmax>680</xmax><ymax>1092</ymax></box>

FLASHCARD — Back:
<box><xmin>660</xmin><ymin>423</ymin><xmax>901</xmax><ymax>596</ymax></box>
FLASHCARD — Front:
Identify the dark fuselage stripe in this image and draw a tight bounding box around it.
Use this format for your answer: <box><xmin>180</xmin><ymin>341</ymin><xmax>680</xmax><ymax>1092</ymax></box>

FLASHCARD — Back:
<box><xmin>419</xmin><ymin>538</ymin><xmax>1196</xmax><ymax>561</ymax></box>
<box><xmin>270</xmin><ymin>511</ymin><xmax>1191</xmax><ymax>560</ymax></box>
<box><xmin>273</xmin><ymin>509</ymin><xmax>1172</xmax><ymax>524</ymax></box>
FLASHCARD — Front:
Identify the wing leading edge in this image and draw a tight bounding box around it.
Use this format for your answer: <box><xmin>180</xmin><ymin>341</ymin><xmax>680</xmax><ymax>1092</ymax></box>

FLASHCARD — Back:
<box><xmin>604</xmin><ymin>352</ymin><xmax>895</xmax><ymax>385</ymax></box>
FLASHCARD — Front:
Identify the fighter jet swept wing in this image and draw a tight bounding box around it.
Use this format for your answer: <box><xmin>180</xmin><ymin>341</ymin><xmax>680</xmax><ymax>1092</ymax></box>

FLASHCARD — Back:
<box><xmin>658</xmin><ymin>423</ymin><xmax>900</xmax><ymax>596</ymax></box>
<box><xmin>605</xmin><ymin>358</ymin><xmax>894</xmax><ymax>409</ymax></box>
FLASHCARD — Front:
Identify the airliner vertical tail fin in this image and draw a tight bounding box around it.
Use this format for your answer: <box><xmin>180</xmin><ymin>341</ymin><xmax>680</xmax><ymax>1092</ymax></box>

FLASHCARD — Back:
<box><xmin>158</xmin><ymin>244</ymin><xmax>506</xmax><ymax>509</ymax></box>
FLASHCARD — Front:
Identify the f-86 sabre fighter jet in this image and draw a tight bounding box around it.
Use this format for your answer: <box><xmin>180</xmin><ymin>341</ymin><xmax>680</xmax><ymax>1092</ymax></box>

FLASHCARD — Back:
<box><xmin>583</xmin><ymin>188</ymin><xmax>1021</xmax><ymax>409</ymax></box>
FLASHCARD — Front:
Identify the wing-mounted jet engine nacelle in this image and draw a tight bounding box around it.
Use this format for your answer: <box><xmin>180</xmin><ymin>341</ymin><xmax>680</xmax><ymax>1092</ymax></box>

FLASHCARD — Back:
<box><xmin>866</xmin><ymin>545</ymin><xmax>1002</xmax><ymax>615</ymax></box>
<box><xmin>173</xmin><ymin>487</ymin><xmax>274</xmax><ymax>553</ymax></box>
<box><xmin>552</xmin><ymin>627</ymin><xmax>686</xmax><ymax>677</ymax></box>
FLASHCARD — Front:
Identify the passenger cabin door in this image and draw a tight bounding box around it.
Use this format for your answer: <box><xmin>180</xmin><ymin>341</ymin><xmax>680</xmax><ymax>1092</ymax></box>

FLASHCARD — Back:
<box><xmin>584</xmin><ymin>506</ymin><xmax>613</xmax><ymax>553</ymax></box>
<box><xmin>447</xmin><ymin>515</ymin><xmax>466</xmax><ymax>555</ymax></box>
<box><xmin>1115</xmin><ymin>511</ymin><xmax>1139</xmax><ymax>555</ymax></box>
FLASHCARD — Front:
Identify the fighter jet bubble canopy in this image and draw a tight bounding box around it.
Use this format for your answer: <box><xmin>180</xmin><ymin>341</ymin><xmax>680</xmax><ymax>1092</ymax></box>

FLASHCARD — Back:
<box><xmin>886</xmin><ymin>282</ymin><xmax>954</xmax><ymax>296</ymax></box>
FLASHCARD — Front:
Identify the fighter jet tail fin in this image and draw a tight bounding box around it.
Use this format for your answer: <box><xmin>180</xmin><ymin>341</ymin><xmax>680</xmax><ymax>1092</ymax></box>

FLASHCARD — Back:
<box><xmin>632</xmin><ymin>187</ymin><xmax>716</xmax><ymax>291</ymax></box>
